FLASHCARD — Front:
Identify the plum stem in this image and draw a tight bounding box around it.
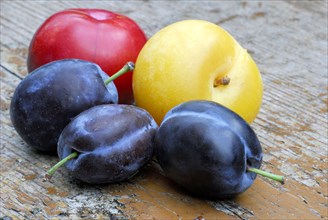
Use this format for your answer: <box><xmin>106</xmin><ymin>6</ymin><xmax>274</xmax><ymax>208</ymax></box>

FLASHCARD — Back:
<box><xmin>213</xmin><ymin>76</ymin><xmax>231</xmax><ymax>87</ymax></box>
<box><xmin>247</xmin><ymin>166</ymin><xmax>285</xmax><ymax>184</ymax></box>
<box><xmin>104</xmin><ymin>61</ymin><xmax>135</xmax><ymax>85</ymax></box>
<box><xmin>45</xmin><ymin>152</ymin><xmax>78</xmax><ymax>180</ymax></box>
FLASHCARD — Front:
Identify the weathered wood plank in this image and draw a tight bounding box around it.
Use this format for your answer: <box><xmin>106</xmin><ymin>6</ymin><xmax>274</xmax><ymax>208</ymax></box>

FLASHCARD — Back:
<box><xmin>1</xmin><ymin>0</ymin><xmax>327</xmax><ymax>219</ymax></box>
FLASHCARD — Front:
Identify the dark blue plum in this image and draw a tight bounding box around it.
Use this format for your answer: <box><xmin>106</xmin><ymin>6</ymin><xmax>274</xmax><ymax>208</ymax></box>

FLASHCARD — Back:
<box><xmin>57</xmin><ymin>104</ymin><xmax>158</xmax><ymax>184</ymax></box>
<box><xmin>10</xmin><ymin>59</ymin><xmax>118</xmax><ymax>153</ymax></box>
<box><xmin>154</xmin><ymin>100</ymin><xmax>263</xmax><ymax>199</ymax></box>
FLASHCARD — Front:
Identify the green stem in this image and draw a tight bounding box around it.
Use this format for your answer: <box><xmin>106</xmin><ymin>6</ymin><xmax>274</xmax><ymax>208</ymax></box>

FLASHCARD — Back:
<box><xmin>104</xmin><ymin>62</ymin><xmax>135</xmax><ymax>85</ymax></box>
<box><xmin>247</xmin><ymin>166</ymin><xmax>285</xmax><ymax>184</ymax></box>
<box><xmin>45</xmin><ymin>152</ymin><xmax>78</xmax><ymax>180</ymax></box>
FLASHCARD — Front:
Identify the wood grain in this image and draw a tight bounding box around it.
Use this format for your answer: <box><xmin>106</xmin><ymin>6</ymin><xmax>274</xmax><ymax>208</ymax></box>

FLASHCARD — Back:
<box><xmin>1</xmin><ymin>1</ymin><xmax>327</xmax><ymax>219</ymax></box>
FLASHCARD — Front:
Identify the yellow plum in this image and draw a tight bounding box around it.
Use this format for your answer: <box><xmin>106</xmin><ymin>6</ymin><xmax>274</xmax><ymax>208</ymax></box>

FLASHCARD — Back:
<box><xmin>133</xmin><ymin>20</ymin><xmax>262</xmax><ymax>124</ymax></box>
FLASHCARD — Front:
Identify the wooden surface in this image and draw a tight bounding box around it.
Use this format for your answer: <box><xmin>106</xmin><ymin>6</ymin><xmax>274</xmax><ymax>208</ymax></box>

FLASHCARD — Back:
<box><xmin>1</xmin><ymin>1</ymin><xmax>327</xmax><ymax>219</ymax></box>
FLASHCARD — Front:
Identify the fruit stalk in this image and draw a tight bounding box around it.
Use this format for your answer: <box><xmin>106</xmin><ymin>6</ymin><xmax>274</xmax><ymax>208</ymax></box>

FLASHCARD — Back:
<box><xmin>247</xmin><ymin>166</ymin><xmax>285</xmax><ymax>184</ymax></box>
<box><xmin>45</xmin><ymin>152</ymin><xmax>78</xmax><ymax>180</ymax></box>
<box><xmin>104</xmin><ymin>62</ymin><xmax>135</xmax><ymax>85</ymax></box>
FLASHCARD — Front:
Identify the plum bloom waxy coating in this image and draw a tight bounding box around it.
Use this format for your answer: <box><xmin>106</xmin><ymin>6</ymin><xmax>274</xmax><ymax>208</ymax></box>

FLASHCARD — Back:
<box><xmin>133</xmin><ymin>20</ymin><xmax>263</xmax><ymax>124</ymax></box>
<box><xmin>10</xmin><ymin>59</ymin><xmax>118</xmax><ymax>153</ymax></box>
<box><xmin>154</xmin><ymin>100</ymin><xmax>263</xmax><ymax>199</ymax></box>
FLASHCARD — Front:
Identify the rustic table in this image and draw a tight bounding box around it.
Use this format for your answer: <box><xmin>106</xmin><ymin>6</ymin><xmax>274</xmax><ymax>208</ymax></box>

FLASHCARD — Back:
<box><xmin>1</xmin><ymin>1</ymin><xmax>327</xmax><ymax>219</ymax></box>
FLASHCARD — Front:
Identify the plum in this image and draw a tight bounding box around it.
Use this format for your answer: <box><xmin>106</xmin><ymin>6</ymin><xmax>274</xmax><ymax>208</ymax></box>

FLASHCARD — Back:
<box><xmin>46</xmin><ymin>104</ymin><xmax>158</xmax><ymax>184</ymax></box>
<box><xmin>155</xmin><ymin>100</ymin><xmax>284</xmax><ymax>199</ymax></box>
<box><xmin>10</xmin><ymin>59</ymin><xmax>133</xmax><ymax>153</ymax></box>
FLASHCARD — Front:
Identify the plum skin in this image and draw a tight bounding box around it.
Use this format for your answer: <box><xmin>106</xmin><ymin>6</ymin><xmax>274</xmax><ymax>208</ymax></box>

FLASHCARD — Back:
<box><xmin>154</xmin><ymin>100</ymin><xmax>263</xmax><ymax>199</ymax></box>
<box><xmin>10</xmin><ymin>59</ymin><xmax>118</xmax><ymax>153</ymax></box>
<box><xmin>58</xmin><ymin>104</ymin><xmax>158</xmax><ymax>184</ymax></box>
